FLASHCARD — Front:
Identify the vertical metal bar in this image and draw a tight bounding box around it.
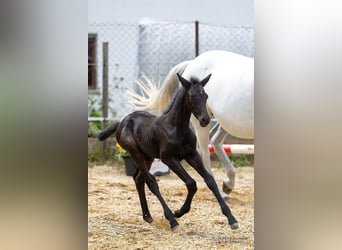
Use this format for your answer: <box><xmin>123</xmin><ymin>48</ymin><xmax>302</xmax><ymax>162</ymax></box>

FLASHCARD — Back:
<box><xmin>195</xmin><ymin>20</ymin><xmax>199</xmax><ymax>57</ymax></box>
<box><xmin>102</xmin><ymin>42</ymin><xmax>109</xmax><ymax>158</ymax></box>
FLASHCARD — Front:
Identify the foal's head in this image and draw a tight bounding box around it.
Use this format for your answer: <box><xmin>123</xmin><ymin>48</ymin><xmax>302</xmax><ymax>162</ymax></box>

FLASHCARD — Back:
<box><xmin>177</xmin><ymin>73</ymin><xmax>211</xmax><ymax>127</ymax></box>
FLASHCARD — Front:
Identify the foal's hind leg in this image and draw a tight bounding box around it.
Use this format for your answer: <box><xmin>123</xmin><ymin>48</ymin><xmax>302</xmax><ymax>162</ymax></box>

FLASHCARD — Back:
<box><xmin>210</xmin><ymin>126</ymin><xmax>236</xmax><ymax>194</ymax></box>
<box><xmin>133</xmin><ymin>169</ymin><xmax>153</xmax><ymax>223</ymax></box>
<box><xmin>142</xmin><ymin>171</ymin><xmax>179</xmax><ymax>228</ymax></box>
<box><xmin>161</xmin><ymin>158</ymin><xmax>197</xmax><ymax>218</ymax></box>
<box><xmin>130</xmin><ymin>152</ymin><xmax>179</xmax><ymax>228</ymax></box>
<box><xmin>185</xmin><ymin>151</ymin><xmax>239</xmax><ymax>229</ymax></box>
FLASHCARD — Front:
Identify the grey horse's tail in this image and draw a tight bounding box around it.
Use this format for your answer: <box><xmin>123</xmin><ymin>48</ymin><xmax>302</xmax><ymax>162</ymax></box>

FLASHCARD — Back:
<box><xmin>125</xmin><ymin>60</ymin><xmax>191</xmax><ymax>114</ymax></box>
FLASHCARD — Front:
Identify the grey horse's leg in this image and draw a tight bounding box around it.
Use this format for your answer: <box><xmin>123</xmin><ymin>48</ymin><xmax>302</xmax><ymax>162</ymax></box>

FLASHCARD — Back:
<box><xmin>210</xmin><ymin>126</ymin><xmax>236</xmax><ymax>194</ymax></box>
<box><xmin>209</xmin><ymin>121</ymin><xmax>220</xmax><ymax>138</ymax></box>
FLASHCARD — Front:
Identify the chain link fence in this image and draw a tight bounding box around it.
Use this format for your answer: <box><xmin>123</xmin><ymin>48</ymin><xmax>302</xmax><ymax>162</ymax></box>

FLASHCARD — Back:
<box><xmin>88</xmin><ymin>22</ymin><xmax>139</xmax><ymax>119</ymax></box>
<box><xmin>88</xmin><ymin>19</ymin><xmax>254</xmax><ymax>120</ymax></box>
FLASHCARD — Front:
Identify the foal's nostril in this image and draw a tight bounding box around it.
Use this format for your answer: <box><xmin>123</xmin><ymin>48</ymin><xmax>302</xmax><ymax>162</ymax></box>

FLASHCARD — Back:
<box><xmin>200</xmin><ymin>116</ymin><xmax>210</xmax><ymax>126</ymax></box>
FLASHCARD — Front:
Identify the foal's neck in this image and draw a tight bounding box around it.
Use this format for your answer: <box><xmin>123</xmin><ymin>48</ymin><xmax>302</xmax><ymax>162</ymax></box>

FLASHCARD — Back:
<box><xmin>161</xmin><ymin>88</ymin><xmax>191</xmax><ymax>128</ymax></box>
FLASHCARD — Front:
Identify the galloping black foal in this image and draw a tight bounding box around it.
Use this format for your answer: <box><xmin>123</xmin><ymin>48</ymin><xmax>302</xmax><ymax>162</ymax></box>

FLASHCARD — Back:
<box><xmin>98</xmin><ymin>73</ymin><xmax>238</xmax><ymax>229</ymax></box>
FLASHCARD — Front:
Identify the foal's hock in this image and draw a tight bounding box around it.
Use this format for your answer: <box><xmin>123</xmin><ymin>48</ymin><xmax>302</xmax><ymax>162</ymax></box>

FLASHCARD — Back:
<box><xmin>98</xmin><ymin>73</ymin><xmax>238</xmax><ymax>230</ymax></box>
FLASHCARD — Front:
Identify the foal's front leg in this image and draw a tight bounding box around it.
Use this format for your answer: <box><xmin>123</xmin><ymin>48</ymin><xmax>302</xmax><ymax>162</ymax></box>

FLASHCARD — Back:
<box><xmin>161</xmin><ymin>158</ymin><xmax>197</xmax><ymax>218</ymax></box>
<box><xmin>130</xmin><ymin>152</ymin><xmax>178</xmax><ymax>228</ymax></box>
<box><xmin>185</xmin><ymin>151</ymin><xmax>239</xmax><ymax>229</ymax></box>
<box><xmin>143</xmin><ymin>171</ymin><xmax>179</xmax><ymax>228</ymax></box>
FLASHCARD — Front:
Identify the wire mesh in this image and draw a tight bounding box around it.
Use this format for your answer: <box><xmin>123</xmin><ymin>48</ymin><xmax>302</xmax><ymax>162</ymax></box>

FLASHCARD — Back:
<box><xmin>88</xmin><ymin>20</ymin><xmax>254</xmax><ymax>120</ymax></box>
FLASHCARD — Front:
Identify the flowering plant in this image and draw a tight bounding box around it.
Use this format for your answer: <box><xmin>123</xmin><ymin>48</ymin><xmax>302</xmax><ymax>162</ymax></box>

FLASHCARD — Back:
<box><xmin>115</xmin><ymin>143</ymin><xmax>130</xmax><ymax>161</ymax></box>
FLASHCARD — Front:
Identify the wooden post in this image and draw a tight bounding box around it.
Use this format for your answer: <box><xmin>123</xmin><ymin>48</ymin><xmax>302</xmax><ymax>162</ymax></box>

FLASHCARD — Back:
<box><xmin>195</xmin><ymin>21</ymin><xmax>199</xmax><ymax>57</ymax></box>
<box><xmin>101</xmin><ymin>42</ymin><xmax>109</xmax><ymax>159</ymax></box>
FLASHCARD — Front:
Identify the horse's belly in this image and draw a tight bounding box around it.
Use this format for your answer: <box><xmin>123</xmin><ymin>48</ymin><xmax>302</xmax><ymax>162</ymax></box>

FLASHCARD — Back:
<box><xmin>211</xmin><ymin>100</ymin><xmax>254</xmax><ymax>138</ymax></box>
<box><xmin>221</xmin><ymin>119</ymin><xmax>254</xmax><ymax>139</ymax></box>
<box><xmin>208</xmin><ymin>83</ymin><xmax>254</xmax><ymax>139</ymax></box>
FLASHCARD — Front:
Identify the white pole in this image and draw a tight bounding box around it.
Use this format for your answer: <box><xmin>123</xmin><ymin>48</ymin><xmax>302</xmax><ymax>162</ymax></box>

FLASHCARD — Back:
<box><xmin>208</xmin><ymin>144</ymin><xmax>254</xmax><ymax>154</ymax></box>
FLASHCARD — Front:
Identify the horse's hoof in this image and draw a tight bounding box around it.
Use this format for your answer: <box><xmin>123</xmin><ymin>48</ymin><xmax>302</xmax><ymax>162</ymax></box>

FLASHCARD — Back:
<box><xmin>170</xmin><ymin>220</ymin><xmax>179</xmax><ymax>229</ymax></box>
<box><xmin>143</xmin><ymin>216</ymin><xmax>153</xmax><ymax>223</ymax></box>
<box><xmin>230</xmin><ymin>222</ymin><xmax>239</xmax><ymax>230</ymax></box>
<box><xmin>171</xmin><ymin>224</ymin><xmax>180</xmax><ymax>232</ymax></box>
<box><xmin>222</xmin><ymin>181</ymin><xmax>232</xmax><ymax>194</ymax></box>
<box><xmin>220</xmin><ymin>191</ymin><xmax>229</xmax><ymax>201</ymax></box>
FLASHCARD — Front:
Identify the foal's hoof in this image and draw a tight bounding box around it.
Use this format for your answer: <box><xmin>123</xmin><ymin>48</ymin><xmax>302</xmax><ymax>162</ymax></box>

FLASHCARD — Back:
<box><xmin>222</xmin><ymin>181</ymin><xmax>232</xmax><ymax>194</ymax></box>
<box><xmin>171</xmin><ymin>224</ymin><xmax>180</xmax><ymax>232</ymax></box>
<box><xmin>230</xmin><ymin>222</ymin><xmax>239</xmax><ymax>230</ymax></box>
<box><xmin>170</xmin><ymin>220</ymin><xmax>179</xmax><ymax>229</ymax></box>
<box><xmin>143</xmin><ymin>216</ymin><xmax>153</xmax><ymax>224</ymax></box>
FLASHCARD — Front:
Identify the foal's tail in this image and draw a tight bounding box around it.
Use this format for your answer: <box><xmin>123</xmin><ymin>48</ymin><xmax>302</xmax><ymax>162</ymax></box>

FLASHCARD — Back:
<box><xmin>97</xmin><ymin>122</ymin><xmax>119</xmax><ymax>141</ymax></box>
<box><xmin>125</xmin><ymin>60</ymin><xmax>191</xmax><ymax>114</ymax></box>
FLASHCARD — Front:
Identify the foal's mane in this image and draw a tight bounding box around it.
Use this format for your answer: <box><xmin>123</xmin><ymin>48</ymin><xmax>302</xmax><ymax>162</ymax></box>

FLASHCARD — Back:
<box><xmin>162</xmin><ymin>87</ymin><xmax>186</xmax><ymax>115</ymax></box>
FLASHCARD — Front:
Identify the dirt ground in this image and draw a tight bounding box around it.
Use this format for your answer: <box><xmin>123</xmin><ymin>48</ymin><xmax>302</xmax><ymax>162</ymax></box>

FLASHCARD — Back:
<box><xmin>88</xmin><ymin>162</ymin><xmax>254</xmax><ymax>250</ymax></box>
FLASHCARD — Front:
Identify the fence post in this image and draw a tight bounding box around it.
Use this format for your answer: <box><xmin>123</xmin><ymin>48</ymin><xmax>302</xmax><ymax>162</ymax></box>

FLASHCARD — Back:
<box><xmin>101</xmin><ymin>42</ymin><xmax>109</xmax><ymax>159</ymax></box>
<box><xmin>195</xmin><ymin>20</ymin><xmax>199</xmax><ymax>57</ymax></box>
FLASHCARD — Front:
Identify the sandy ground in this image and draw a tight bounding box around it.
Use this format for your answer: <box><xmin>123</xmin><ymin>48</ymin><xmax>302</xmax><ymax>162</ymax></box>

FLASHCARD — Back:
<box><xmin>88</xmin><ymin>162</ymin><xmax>254</xmax><ymax>249</ymax></box>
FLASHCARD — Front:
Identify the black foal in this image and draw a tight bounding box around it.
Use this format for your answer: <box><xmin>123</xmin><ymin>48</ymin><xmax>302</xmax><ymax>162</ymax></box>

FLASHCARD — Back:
<box><xmin>98</xmin><ymin>73</ymin><xmax>238</xmax><ymax>230</ymax></box>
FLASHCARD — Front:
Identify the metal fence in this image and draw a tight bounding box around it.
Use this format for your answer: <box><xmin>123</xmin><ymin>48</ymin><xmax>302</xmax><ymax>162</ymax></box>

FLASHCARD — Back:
<box><xmin>88</xmin><ymin>22</ymin><xmax>139</xmax><ymax>119</ymax></box>
<box><xmin>88</xmin><ymin>19</ymin><xmax>254</xmax><ymax>120</ymax></box>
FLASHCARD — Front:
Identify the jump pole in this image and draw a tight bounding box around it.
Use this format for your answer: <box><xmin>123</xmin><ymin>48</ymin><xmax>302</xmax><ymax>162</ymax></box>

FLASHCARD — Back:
<box><xmin>208</xmin><ymin>144</ymin><xmax>254</xmax><ymax>154</ymax></box>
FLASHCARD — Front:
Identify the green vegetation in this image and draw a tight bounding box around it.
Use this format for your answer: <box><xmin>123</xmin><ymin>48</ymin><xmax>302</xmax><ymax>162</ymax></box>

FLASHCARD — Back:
<box><xmin>88</xmin><ymin>145</ymin><xmax>254</xmax><ymax>168</ymax></box>
<box><xmin>211</xmin><ymin>154</ymin><xmax>254</xmax><ymax>168</ymax></box>
<box><xmin>88</xmin><ymin>94</ymin><xmax>118</xmax><ymax>138</ymax></box>
<box><xmin>88</xmin><ymin>96</ymin><xmax>102</xmax><ymax>137</ymax></box>
<box><xmin>88</xmin><ymin>149</ymin><xmax>102</xmax><ymax>167</ymax></box>
<box><xmin>88</xmin><ymin>146</ymin><xmax>118</xmax><ymax>167</ymax></box>
<box><xmin>179</xmin><ymin>153</ymin><xmax>253</xmax><ymax>171</ymax></box>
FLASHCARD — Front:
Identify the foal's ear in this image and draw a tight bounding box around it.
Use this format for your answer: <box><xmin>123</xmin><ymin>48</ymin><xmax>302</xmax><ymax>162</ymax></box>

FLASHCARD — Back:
<box><xmin>177</xmin><ymin>73</ymin><xmax>191</xmax><ymax>89</ymax></box>
<box><xmin>200</xmin><ymin>74</ymin><xmax>212</xmax><ymax>87</ymax></box>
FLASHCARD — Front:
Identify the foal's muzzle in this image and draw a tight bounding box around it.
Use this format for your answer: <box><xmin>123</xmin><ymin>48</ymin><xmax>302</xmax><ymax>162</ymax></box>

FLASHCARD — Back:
<box><xmin>199</xmin><ymin>115</ymin><xmax>210</xmax><ymax>127</ymax></box>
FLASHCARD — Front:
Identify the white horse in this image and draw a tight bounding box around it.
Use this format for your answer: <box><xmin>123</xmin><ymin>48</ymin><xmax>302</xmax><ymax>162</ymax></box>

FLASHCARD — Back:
<box><xmin>126</xmin><ymin>50</ymin><xmax>254</xmax><ymax>195</ymax></box>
